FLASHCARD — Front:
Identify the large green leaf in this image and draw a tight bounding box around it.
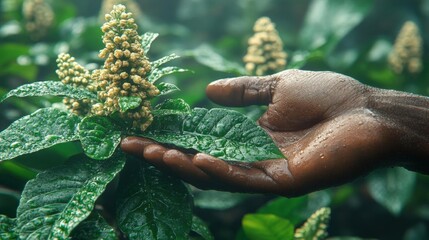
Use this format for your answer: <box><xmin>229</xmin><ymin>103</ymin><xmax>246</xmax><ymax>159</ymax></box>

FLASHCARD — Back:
<box><xmin>0</xmin><ymin>81</ymin><xmax>98</xmax><ymax>103</ymax></box>
<box><xmin>148</xmin><ymin>66</ymin><xmax>188</xmax><ymax>84</ymax></box>
<box><xmin>152</xmin><ymin>98</ymin><xmax>191</xmax><ymax>116</ymax></box>
<box><xmin>141</xmin><ymin>32</ymin><xmax>159</xmax><ymax>55</ymax></box>
<box><xmin>71</xmin><ymin>212</ymin><xmax>117</xmax><ymax>240</ymax></box>
<box><xmin>299</xmin><ymin>0</ymin><xmax>373</xmax><ymax>51</ymax></box>
<box><xmin>242</xmin><ymin>214</ymin><xmax>294</xmax><ymax>240</ymax></box>
<box><xmin>0</xmin><ymin>214</ymin><xmax>17</xmax><ymax>239</ymax></box>
<box><xmin>367</xmin><ymin>167</ymin><xmax>416</xmax><ymax>215</ymax></box>
<box><xmin>78</xmin><ymin>116</ymin><xmax>122</xmax><ymax>160</ymax></box>
<box><xmin>0</xmin><ymin>108</ymin><xmax>81</xmax><ymax>162</ymax></box>
<box><xmin>257</xmin><ymin>196</ymin><xmax>309</xmax><ymax>225</ymax></box>
<box><xmin>190</xmin><ymin>216</ymin><xmax>214</xmax><ymax>240</ymax></box>
<box><xmin>141</xmin><ymin>108</ymin><xmax>284</xmax><ymax>162</ymax></box>
<box><xmin>151</xmin><ymin>53</ymin><xmax>180</xmax><ymax>69</ymax></box>
<box><xmin>15</xmin><ymin>153</ymin><xmax>125</xmax><ymax>239</ymax></box>
<box><xmin>116</xmin><ymin>157</ymin><xmax>193</xmax><ymax>240</ymax></box>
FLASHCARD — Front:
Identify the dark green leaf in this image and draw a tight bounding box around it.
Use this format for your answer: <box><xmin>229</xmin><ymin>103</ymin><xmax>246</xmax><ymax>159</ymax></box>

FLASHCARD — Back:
<box><xmin>78</xmin><ymin>116</ymin><xmax>121</xmax><ymax>160</ymax></box>
<box><xmin>242</xmin><ymin>214</ymin><xmax>294</xmax><ymax>240</ymax></box>
<box><xmin>141</xmin><ymin>32</ymin><xmax>159</xmax><ymax>55</ymax></box>
<box><xmin>299</xmin><ymin>0</ymin><xmax>373</xmax><ymax>51</ymax></box>
<box><xmin>0</xmin><ymin>108</ymin><xmax>81</xmax><ymax>162</ymax></box>
<box><xmin>148</xmin><ymin>66</ymin><xmax>188</xmax><ymax>84</ymax></box>
<box><xmin>116</xmin><ymin>157</ymin><xmax>193</xmax><ymax>240</ymax></box>
<box><xmin>156</xmin><ymin>82</ymin><xmax>180</xmax><ymax>96</ymax></box>
<box><xmin>15</xmin><ymin>153</ymin><xmax>125</xmax><ymax>239</ymax></box>
<box><xmin>186</xmin><ymin>44</ymin><xmax>246</xmax><ymax>75</ymax></box>
<box><xmin>0</xmin><ymin>214</ymin><xmax>17</xmax><ymax>239</ymax></box>
<box><xmin>118</xmin><ymin>96</ymin><xmax>142</xmax><ymax>112</ymax></box>
<box><xmin>141</xmin><ymin>108</ymin><xmax>284</xmax><ymax>162</ymax></box>
<box><xmin>152</xmin><ymin>98</ymin><xmax>191</xmax><ymax>116</ymax></box>
<box><xmin>190</xmin><ymin>216</ymin><xmax>214</xmax><ymax>240</ymax></box>
<box><xmin>151</xmin><ymin>53</ymin><xmax>180</xmax><ymax>68</ymax></box>
<box><xmin>367</xmin><ymin>167</ymin><xmax>416</xmax><ymax>215</ymax></box>
<box><xmin>71</xmin><ymin>212</ymin><xmax>117</xmax><ymax>240</ymax></box>
<box><xmin>0</xmin><ymin>81</ymin><xmax>98</xmax><ymax>103</ymax></box>
<box><xmin>257</xmin><ymin>197</ymin><xmax>308</xmax><ymax>225</ymax></box>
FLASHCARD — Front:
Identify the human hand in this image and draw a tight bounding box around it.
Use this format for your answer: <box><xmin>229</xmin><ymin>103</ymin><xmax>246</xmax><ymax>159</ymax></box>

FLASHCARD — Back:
<box><xmin>121</xmin><ymin>70</ymin><xmax>414</xmax><ymax>197</ymax></box>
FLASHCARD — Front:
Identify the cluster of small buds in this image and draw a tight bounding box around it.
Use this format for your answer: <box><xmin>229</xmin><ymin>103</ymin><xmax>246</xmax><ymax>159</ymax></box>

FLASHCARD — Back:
<box><xmin>99</xmin><ymin>0</ymin><xmax>142</xmax><ymax>22</ymax></box>
<box><xmin>294</xmin><ymin>207</ymin><xmax>330</xmax><ymax>240</ymax></box>
<box><xmin>22</xmin><ymin>0</ymin><xmax>54</xmax><ymax>40</ymax></box>
<box><xmin>243</xmin><ymin>17</ymin><xmax>287</xmax><ymax>76</ymax></box>
<box><xmin>95</xmin><ymin>4</ymin><xmax>159</xmax><ymax>131</ymax></box>
<box><xmin>388</xmin><ymin>21</ymin><xmax>423</xmax><ymax>74</ymax></box>
<box><xmin>56</xmin><ymin>53</ymin><xmax>95</xmax><ymax>116</ymax></box>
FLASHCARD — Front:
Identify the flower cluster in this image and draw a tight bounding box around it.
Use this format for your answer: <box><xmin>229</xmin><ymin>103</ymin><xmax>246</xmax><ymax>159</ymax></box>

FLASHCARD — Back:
<box><xmin>56</xmin><ymin>4</ymin><xmax>160</xmax><ymax>131</ymax></box>
<box><xmin>243</xmin><ymin>17</ymin><xmax>287</xmax><ymax>76</ymax></box>
<box><xmin>294</xmin><ymin>207</ymin><xmax>330</xmax><ymax>240</ymax></box>
<box><xmin>99</xmin><ymin>0</ymin><xmax>142</xmax><ymax>22</ymax></box>
<box><xmin>56</xmin><ymin>53</ymin><xmax>94</xmax><ymax>116</ymax></box>
<box><xmin>22</xmin><ymin>0</ymin><xmax>54</xmax><ymax>40</ymax></box>
<box><xmin>388</xmin><ymin>21</ymin><xmax>423</xmax><ymax>74</ymax></box>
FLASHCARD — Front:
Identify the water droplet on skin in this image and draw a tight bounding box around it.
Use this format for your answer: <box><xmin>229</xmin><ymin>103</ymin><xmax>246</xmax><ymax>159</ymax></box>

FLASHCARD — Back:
<box><xmin>358</xmin><ymin>121</ymin><xmax>363</xmax><ymax>125</ymax></box>
<box><xmin>11</xmin><ymin>142</ymin><xmax>21</xmax><ymax>148</ymax></box>
<box><xmin>320</xmin><ymin>153</ymin><xmax>325</xmax><ymax>159</ymax></box>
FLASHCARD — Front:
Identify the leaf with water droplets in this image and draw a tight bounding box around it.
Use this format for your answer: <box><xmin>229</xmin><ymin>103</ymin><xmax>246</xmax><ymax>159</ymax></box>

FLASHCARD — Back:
<box><xmin>141</xmin><ymin>108</ymin><xmax>284</xmax><ymax>162</ymax></box>
<box><xmin>0</xmin><ymin>214</ymin><xmax>17</xmax><ymax>239</ymax></box>
<box><xmin>148</xmin><ymin>67</ymin><xmax>188</xmax><ymax>84</ymax></box>
<box><xmin>0</xmin><ymin>81</ymin><xmax>98</xmax><ymax>103</ymax></box>
<box><xmin>190</xmin><ymin>216</ymin><xmax>214</xmax><ymax>240</ymax></box>
<box><xmin>141</xmin><ymin>32</ymin><xmax>159</xmax><ymax>55</ymax></box>
<box><xmin>0</xmin><ymin>108</ymin><xmax>81</xmax><ymax>162</ymax></box>
<box><xmin>152</xmin><ymin>98</ymin><xmax>191</xmax><ymax>116</ymax></box>
<box><xmin>71</xmin><ymin>212</ymin><xmax>117</xmax><ymax>240</ymax></box>
<box><xmin>78</xmin><ymin>116</ymin><xmax>121</xmax><ymax>160</ymax></box>
<box><xmin>156</xmin><ymin>82</ymin><xmax>180</xmax><ymax>96</ymax></box>
<box><xmin>151</xmin><ymin>53</ymin><xmax>180</xmax><ymax>68</ymax></box>
<box><xmin>15</xmin><ymin>153</ymin><xmax>125</xmax><ymax>240</ymax></box>
<box><xmin>118</xmin><ymin>96</ymin><xmax>142</xmax><ymax>112</ymax></box>
<box><xmin>116</xmin><ymin>157</ymin><xmax>193</xmax><ymax>240</ymax></box>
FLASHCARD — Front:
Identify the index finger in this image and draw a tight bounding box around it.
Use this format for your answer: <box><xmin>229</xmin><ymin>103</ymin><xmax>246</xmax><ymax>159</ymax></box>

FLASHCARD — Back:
<box><xmin>206</xmin><ymin>75</ymin><xmax>278</xmax><ymax>107</ymax></box>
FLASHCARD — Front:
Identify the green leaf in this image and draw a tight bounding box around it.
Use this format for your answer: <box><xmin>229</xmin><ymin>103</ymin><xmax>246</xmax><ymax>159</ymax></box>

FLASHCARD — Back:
<box><xmin>78</xmin><ymin>116</ymin><xmax>121</xmax><ymax>160</ymax></box>
<box><xmin>194</xmin><ymin>190</ymin><xmax>249</xmax><ymax>210</ymax></box>
<box><xmin>0</xmin><ymin>81</ymin><xmax>98</xmax><ymax>103</ymax></box>
<box><xmin>299</xmin><ymin>0</ymin><xmax>373</xmax><ymax>51</ymax></box>
<box><xmin>367</xmin><ymin>167</ymin><xmax>416</xmax><ymax>215</ymax></box>
<box><xmin>151</xmin><ymin>53</ymin><xmax>180</xmax><ymax>69</ymax></box>
<box><xmin>15</xmin><ymin>153</ymin><xmax>125</xmax><ymax>240</ymax></box>
<box><xmin>141</xmin><ymin>32</ymin><xmax>159</xmax><ymax>55</ymax></box>
<box><xmin>156</xmin><ymin>82</ymin><xmax>180</xmax><ymax>96</ymax></box>
<box><xmin>257</xmin><ymin>197</ymin><xmax>308</xmax><ymax>225</ymax></box>
<box><xmin>118</xmin><ymin>96</ymin><xmax>142</xmax><ymax>112</ymax></box>
<box><xmin>141</xmin><ymin>108</ymin><xmax>284</xmax><ymax>162</ymax></box>
<box><xmin>148</xmin><ymin>66</ymin><xmax>188</xmax><ymax>84</ymax></box>
<box><xmin>116</xmin><ymin>157</ymin><xmax>193</xmax><ymax>240</ymax></box>
<box><xmin>0</xmin><ymin>108</ymin><xmax>81</xmax><ymax>162</ymax></box>
<box><xmin>152</xmin><ymin>98</ymin><xmax>191</xmax><ymax>116</ymax></box>
<box><xmin>186</xmin><ymin>44</ymin><xmax>246</xmax><ymax>75</ymax></box>
<box><xmin>242</xmin><ymin>214</ymin><xmax>294</xmax><ymax>240</ymax></box>
<box><xmin>71</xmin><ymin>212</ymin><xmax>117</xmax><ymax>240</ymax></box>
<box><xmin>0</xmin><ymin>214</ymin><xmax>17</xmax><ymax>239</ymax></box>
<box><xmin>294</xmin><ymin>207</ymin><xmax>331</xmax><ymax>240</ymax></box>
<box><xmin>190</xmin><ymin>216</ymin><xmax>214</xmax><ymax>240</ymax></box>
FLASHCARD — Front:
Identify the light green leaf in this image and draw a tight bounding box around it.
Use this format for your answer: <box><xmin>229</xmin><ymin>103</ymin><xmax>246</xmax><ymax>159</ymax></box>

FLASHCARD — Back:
<box><xmin>190</xmin><ymin>216</ymin><xmax>213</xmax><ymax>240</ymax></box>
<box><xmin>186</xmin><ymin>44</ymin><xmax>246</xmax><ymax>75</ymax></box>
<box><xmin>15</xmin><ymin>153</ymin><xmax>125</xmax><ymax>240</ymax></box>
<box><xmin>299</xmin><ymin>0</ymin><xmax>373</xmax><ymax>51</ymax></box>
<box><xmin>0</xmin><ymin>81</ymin><xmax>98</xmax><ymax>103</ymax></box>
<box><xmin>78</xmin><ymin>116</ymin><xmax>121</xmax><ymax>160</ymax></box>
<box><xmin>0</xmin><ymin>214</ymin><xmax>17</xmax><ymax>239</ymax></box>
<box><xmin>156</xmin><ymin>82</ymin><xmax>180</xmax><ymax>96</ymax></box>
<box><xmin>141</xmin><ymin>32</ymin><xmax>159</xmax><ymax>55</ymax></box>
<box><xmin>116</xmin><ymin>157</ymin><xmax>193</xmax><ymax>240</ymax></box>
<box><xmin>242</xmin><ymin>214</ymin><xmax>294</xmax><ymax>240</ymax></box>
<box><xmin>118</xmin><ymin>96</ymin><xmax>142</xmax><ymax>112</ymax></box>
<box><xmin>0</xmin><ymin>108</ymin><xmax>81</xmax><ymax>162</ymax></box>
<box><xmin>141</xmin><ymin>108</ymin><xmax>284</xmax><ymax>162</ymax></box>
<box><xmin>71</xmin><ymin>212</ymin><xmax>117</xmax><ymax>240</ymax></box>
<box><xmin>257</xmin><ymin>196</ymin><xmax>308</xmax><ymax>225</ymax></box>
<box><xmin>367</xmin><ymin>167</ymin><xmax>416</xmax><ymax>215</ymax></box>
<box><xmin>152</xmin><ymin>98</ymin><xmax>191</xmax><ymax>116</ymax></box>
<box><xmin>148</xmin><ymin>66</ymin><xmax>188</xmax><ymax>84</ymax></box>
<box><xmin>194</xmin><ymin>190</ymin><xmax>249</xmax><ymax>210</ymax></box>
<box><xmin>151</xmin><ymin>53</ymin><xmax>180</xmax><ymax>68</ymax></box>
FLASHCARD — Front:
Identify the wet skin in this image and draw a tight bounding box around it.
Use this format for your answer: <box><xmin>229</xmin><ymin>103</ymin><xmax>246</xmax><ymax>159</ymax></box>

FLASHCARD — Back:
<box><xmin>121</xmin><ymin>70</ymin><xmax>429</xmax><ymax>197</ymax></box>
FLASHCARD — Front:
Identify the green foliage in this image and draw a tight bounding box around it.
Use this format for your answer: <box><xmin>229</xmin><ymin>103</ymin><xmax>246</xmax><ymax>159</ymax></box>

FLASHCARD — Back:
<box><xmin>141</xmin><ymin>32</ymin><xmax>159</xmax><ymax>54</ymax></box>
<box><xmin>156</xmin><ymin>82</ymin><xmax>181</xmax><ymax>96</ymax></box>
<box><xmin>242</xmin><ymin>214</ymin><xmax>294</xmax><ymax>240</ymax></box>
<box><xmin>142</xmin><ymin>108</ymin><xmax>284</xmax><ymax>162</ymax></box>
<box><xmin>15</xmin><ymin>154</ymin><xmax>125</xmax><ymax>239</ymax></box>
<box><xmin>148</xmin><ymin>66</ymin><xmax>189</xmax><ymax>83</ymax></box>
<box><xmin>0</xmin><ymin>215</ymin><xmax>17</xmax><ymax>239</ymax></box>
<box><xmin>71</xmin><ymin>213</ymin><xmax>117</xmax><ymax>240</ymax></box>
<box><xmin>190</xmin><ymin>216</ymin><xmax>214</xmax><ymax>240</ymax></box>
<box><xmin>153</xmin><ymin>98</ymin><xmax>191</xmax><ymax>116</ymax></box>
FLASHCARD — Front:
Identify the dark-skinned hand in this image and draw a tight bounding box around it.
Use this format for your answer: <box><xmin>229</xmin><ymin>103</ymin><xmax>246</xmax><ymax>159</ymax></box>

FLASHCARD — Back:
<box><xmin>121</xmin><ymin>69</ymin><xmax>429</xmax><ymax>197</ymax></box>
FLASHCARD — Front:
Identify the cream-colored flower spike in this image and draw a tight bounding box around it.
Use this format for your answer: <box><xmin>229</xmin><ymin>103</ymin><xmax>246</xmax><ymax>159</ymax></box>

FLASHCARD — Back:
<box><xmin>243</xmin><ymin>17</ymin><xmax>287</xmax><ymax>76</ymax></box>
<box><xmin>388</xmin><ymin>21</ymin><xmax>423</xmax><ymax>74</ymax></box>
<box><xmin>294</xmin><ymin>207</ymin><xmax>331</xmax><ymax>240</ymax></box>
<box><xmin>99</xmin><ymin>0</ymin><xmax>142</xmax><ymax>22</ymax></box>
<box><xmin>23</xmin><ymin>0</ymin><xmax>54</xmax><ymax>40</ymax></box>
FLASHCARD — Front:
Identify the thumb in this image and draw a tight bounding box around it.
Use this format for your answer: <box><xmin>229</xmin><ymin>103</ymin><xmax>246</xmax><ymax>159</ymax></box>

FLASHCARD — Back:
<box><xmin>206</xmin><ymin>75</ymin><xmax>278</xmax><ymax>107</ymax></box>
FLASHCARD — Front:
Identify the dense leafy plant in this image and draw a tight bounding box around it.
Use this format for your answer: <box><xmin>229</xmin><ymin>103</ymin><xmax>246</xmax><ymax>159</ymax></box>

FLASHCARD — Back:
<box><xmin>0</xmin><ymin>4</ymin><xmax>283</xmax><ymax>239</ymax></box>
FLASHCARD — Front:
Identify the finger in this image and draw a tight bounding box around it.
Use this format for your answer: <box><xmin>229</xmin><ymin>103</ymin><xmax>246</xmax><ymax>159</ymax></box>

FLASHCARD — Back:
<box><xmin>162</xmin><ymin>150</ymin><xmax>212</xmax><ymax>188</ymax></box>
<box><xmin>193</xmin><ymin>153</ymin><xmax>280</xmax><ymax>193</ymax></box>
<box><xmin>120</xmin><ymin>136</ymin><xmax>157</xmax><ymax>157</ymax></box>
<box><xmin>206</xmin><ymin>75</ymin><xmax>278</xmax><ymax>107</ymax></box>
<box><xmin>143</xmin><ymin>144</ymin><xmax>168</xmax><ymax>168</ymax></box>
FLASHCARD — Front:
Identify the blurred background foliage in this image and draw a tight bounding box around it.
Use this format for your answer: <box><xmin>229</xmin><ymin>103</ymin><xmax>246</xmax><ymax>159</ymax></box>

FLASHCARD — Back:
<box><xmin>1</xmin><ymin>0</ymin><xmax>429</xmax><ymax>239</ymax></box>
